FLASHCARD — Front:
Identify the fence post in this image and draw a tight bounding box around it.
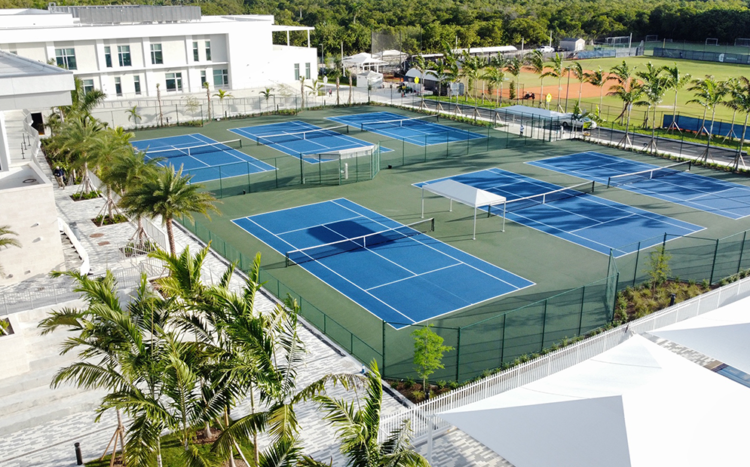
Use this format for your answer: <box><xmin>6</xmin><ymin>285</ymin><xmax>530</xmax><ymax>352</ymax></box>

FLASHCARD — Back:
<box><xmin>578</xmin><ymin>285</ymin><xmax>586</xmax><ymax>334</ymax></box>
<box><xmin>738</xmin><ymin>231</ymin><xmax>747</xmax><ymax>274</ymax></box>
<box><xmin>499</xmin><ymin>314</ymin><xmax>506</xmax><ymax>368</ymax></box>
<box><xmin>454</xmin><ymin>327</ymin><xmax>461</xmax><ymax>382</ymax></box>
<box><xmin>382</xmin><ymin>320</ymin><xmax>386</xmax><ymax>374</ymax></box>
<box><xmin>540</xmin><ymin>299</ymin><xmax>548</xmax><ymax>349</ymax></box>
<box><xmin>709</xmin><ymin>239</ymin><xmax>720</xmax><ymax>284</ymax></box>
<box><xmin>662</xmin><ymin>232</ymin><xmax>668</xmax><ymax>251</ymax></box>
<box><xmin>633</xmin><ymin>241</ymin><xmax>641</xmax><ymax>286</ymax></box>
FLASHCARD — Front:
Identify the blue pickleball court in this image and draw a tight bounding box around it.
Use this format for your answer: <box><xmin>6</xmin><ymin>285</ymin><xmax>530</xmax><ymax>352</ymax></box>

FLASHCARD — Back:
<box><xmin>528</xmin><ymin>152</ymin><xmax>750</xmax><ymax>219</ymax></box>
<box><xmin>416</xmin><ymin>168</ymin><xmax>705</xmax><ymax>257</ymax></box>
<box><xmin>232</xmin><ymin>198</ymin><xmax>534</xmax><ymax>328</ymax></box>
<box><xmin>229</xmin><ymin>121</ymin><xmax>388</xmax><ymax>164</ymax></box>
<box><xmin>132</xmin><ymin>134</ymin><xmax>275</xmax><ymax>183</ymax></box>
<box><xmin>328</xmin><ymin>111</ymin><xmax>487</xmax><ymax>146</ymax></box>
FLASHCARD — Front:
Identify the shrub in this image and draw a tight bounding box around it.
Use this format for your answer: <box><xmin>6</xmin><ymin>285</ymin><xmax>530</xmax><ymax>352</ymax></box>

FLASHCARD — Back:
<box><xmin>403</xmin><ymin>378</ymin><xmax>414</xmax><ymax>390</ymax></box>
<box><xmin>436</xmin><ymin>380</ymin><xmax>447</xmax><ymax>390</ymax></box>
<box><xmin>411</xmin><ymin>390</ymin><xmax>426</xmax><ymax>402</ymax></box>
<box><xmin>71</xmin><ymin>191</ymin><xmax>100</xmax><ymax>201</ymax></box>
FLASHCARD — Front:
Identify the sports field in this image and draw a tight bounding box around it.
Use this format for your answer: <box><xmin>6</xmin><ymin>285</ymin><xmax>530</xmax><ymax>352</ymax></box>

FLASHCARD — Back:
<box><xmin>132</xmin><ymin>105</ymin><xmax>750</xmax><ymax>381</ymax></box>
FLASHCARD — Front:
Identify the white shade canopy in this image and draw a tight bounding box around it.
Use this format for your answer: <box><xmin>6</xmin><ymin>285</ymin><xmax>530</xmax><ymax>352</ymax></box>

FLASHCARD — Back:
<box><xmin>440</xmin><ymin>336</ymin><xmax>750</xmax><ymax>467</ymax></box>
<box><xmin>420</xmin><ymin>180</ymin><xmax>505</xmax><ymax>240</ymax></box>
<box><xmin>650</xmin><ymin>295</ymin><xmax>750</xmax><ymax>374</ymax></box>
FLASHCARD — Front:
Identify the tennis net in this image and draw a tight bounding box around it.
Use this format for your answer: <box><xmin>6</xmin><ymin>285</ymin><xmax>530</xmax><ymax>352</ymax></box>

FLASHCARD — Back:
<box><xmin>360</xmin><ymin>114</ymin><xmax>439</xmax><ymax>132</ymax></box>
<box><xmin>145</xmin><ymin>139</ymin><xmax>242</xmax><ymax>159</ymax></box>
<box><xmin>285</xmin><ymin>218</ymin><xmax>435</xmax><ymax>267</ymax></box>
<box><xmin>255</xmin><ymin>125</ymin><xmax>349</xmax><ymax>146</ymax></box>
<box><xmin>494</xmin><ymin>181</ymin><xmax>597</xmax><ymax>215</ymax></box>
<box><xmin>607</xmin><ymin>161</ymin><xmax>691</xmax><ymax>188</ymax></box>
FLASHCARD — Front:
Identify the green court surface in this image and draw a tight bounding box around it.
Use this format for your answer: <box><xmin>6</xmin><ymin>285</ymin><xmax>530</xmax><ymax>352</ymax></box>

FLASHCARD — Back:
<box><xmin>136</xmin><ymin>105</ymin><xmax>750</xmax><ymax>382</ymax></box>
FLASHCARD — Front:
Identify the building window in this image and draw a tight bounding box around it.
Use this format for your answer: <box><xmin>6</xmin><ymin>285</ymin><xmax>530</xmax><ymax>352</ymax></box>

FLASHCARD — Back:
<box><xmin>114</xmin><ymin>77</ymin><xmax>122</xmax><ymax>96</ymax></box>
<box><xmin>117</xmin><ymin>45</ymin><xmax>131</xmax><ymax>67</ymax></box>
<box><xmin>165</xmin><ymin>72</ymin><xmax>183</xmax><ymax>92</ymax></box>
<box><xmin>305</xmin><ymin>62</ymin><xmax>311</xmax><ymax>80</ymax></box>
<box><xmin>294</xmin><ymin>63</ymin><xmax>300</xmax><ymax>80</ymax></box>
<box><xmin>134</xmin><ymin>75</ymin><xmax>141</xmax><ymax>95</ymax></box>
<box><xmin>205</xmin><ymin>41</ymin><xmax>211</xmax><ymax>61</ymax></box>
<box><xmin>193</xmin><ymin>41</ymin><xmax>199</xmax><ymax>61</ymax></box>
<box><xmin>104</xmin><ymin>46</ymin><xmax>112</xmax><ymax>68</ymax></box>
<box><xmin>150</xmin><ymin>44</ymin><xmax>163</xmax><ymax>65</ymax></box>
<box><xmin>54</xmin><ymin>48</ymin><xmax>77</xmax><ymax>70</ymax></box>
<box><xmin>82</xmin><ymin>79</ymin><xmax>95</xmax><ymax>94</ymax></box>
<box><xmin>213</xmin><ymin>69</ymin><xmax>228</xmax><ymax>87</ymax></box>
<box><xmin>200</xmin><ymin>70</ymin><xmax>207</xmax><ymax>87</ymax></box>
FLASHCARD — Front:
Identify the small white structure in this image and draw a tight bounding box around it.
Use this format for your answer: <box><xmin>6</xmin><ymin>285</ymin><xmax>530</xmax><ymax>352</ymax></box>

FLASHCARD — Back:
<box><xmin>355</xmin><ymin>70</ymin><xmax>383</xmax><ymax>89</ymax></box>
<box><xmin>651</xmin><ymin>294</ymin><xmax>750</xmax><ymax>374</ymax></box>
<box><xmin>373</xmin><ymin>49</ymin><xmax>406</xmax><ymax>65</ymax></box>
<box><xmin>420</xmin><ymin>180</ymin><xmax>506</xmax><ymax>240</ymax></box>
<box><xmin>440</xmin><ymin>335</ymin><xmax>750</xmax><ymax>467</ymax></box>
<box><xmin>560</xmin><ymin>37</ymin><xmax>586</xmax><ymax>52</ymax></box>
<box><xmin>342</xmin><ymin>52</ymin><xmax>386</xmax><ymax>73</ymax></box>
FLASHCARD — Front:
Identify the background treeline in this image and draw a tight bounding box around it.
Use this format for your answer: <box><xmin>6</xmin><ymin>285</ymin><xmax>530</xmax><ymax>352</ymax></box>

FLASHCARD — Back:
<box><xmin>4</xmin><ymin>0</ymin><xmax>750</xmax><ymax>54</ymax></box>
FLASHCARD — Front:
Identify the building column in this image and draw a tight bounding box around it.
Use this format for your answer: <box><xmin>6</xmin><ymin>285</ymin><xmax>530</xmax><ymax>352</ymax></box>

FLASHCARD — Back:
<box><xmin>0</xmin><ymin>112</ymin><xmax>11</xmax><ymax>172</ymax></box>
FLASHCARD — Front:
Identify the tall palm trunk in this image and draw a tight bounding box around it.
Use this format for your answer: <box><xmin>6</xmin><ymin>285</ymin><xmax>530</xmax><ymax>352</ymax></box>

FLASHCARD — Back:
<box><xmin>336</xmin><ymin>77</ymin><xmax>340</xmax><ymax>105</ymax></box>
<box><xmin>735</xmin><ymin>113</ymin><xmax>749</xmax><ymax>170</ymax></box>
<box><xmin>671</xmin><ymin>90</ymin><xmax>679</xmax><ymax>128</ymax></box>
<box><xmin>578</xmin><ymin>81</ymin><xmax>583</xmax><ymax>106</ymax></box>
<box><xmin>540</xmin><ymin>79</ymin><xmax>544</xmax><ymax>108</ymax></box>
<box><xmin>348</xmin><ymin>74</ymin><xmax>352</xmax><ymax>105</ymax></box>
<box><xmin>206</xmin><ymin>86</ymin><xmax>212</xmax><ymax>120</ymax></box>
<box><xmin>726</xmin><ymin>109</ymin><xmax>738</xmax><ymax>142</ymax></box>
<box><xmin>165</xmin><ymin>217</ymin><xmax>176</xmax><ymax>255</ymax></box>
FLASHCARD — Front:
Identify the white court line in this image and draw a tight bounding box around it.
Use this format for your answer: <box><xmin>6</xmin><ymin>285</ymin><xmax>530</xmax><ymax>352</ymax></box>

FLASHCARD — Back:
<box><xmin>366</xmin><ymin>263</ymin><xmax>460</xmax><ymax>291</ymax></box>
<box><xmin>234</xmin><ymin>215</ymin><xmax>417</xmax><ymax>324</ymax></box>
<box><xmin>276</xmin><ymin>214</ymin><xmax>367</xmax><ymax>236</ymax></box>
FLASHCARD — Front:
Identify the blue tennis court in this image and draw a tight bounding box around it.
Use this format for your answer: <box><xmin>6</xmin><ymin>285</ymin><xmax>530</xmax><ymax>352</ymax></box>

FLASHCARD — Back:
<box><xmin>416</xmin><ymin>168</ymin><xmax>705</xmax><ymax>256</ymax></box>
<box><xmin>528</xmin><ymin>152</ymin><xmax>750</xmax><ymax>219</ymax></box>
<box><xmin>132</xmin><ymin>134</ymin><xmax>275</xmax><ymax>184</ymax></box>
<box><xmin>229</xmin><ymin>121</ymin><xmax>388</xmax><ymax>164</ymax></box>
<box><xmin>328</xmin><ymin>111</ymin><xmax>487</xmax><ymax>146</ymax></box>
<box><xmin>232</xmin><ymin>198</ymin><xmax>534</xmax><ymax>327</ymax></box>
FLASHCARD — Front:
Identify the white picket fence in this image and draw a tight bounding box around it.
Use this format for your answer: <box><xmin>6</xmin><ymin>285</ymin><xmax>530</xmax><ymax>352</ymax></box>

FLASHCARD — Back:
<box><xmin>379</xmin><ymin>275</ymin><xmax>750</xmax><ymax>445</ymax></box>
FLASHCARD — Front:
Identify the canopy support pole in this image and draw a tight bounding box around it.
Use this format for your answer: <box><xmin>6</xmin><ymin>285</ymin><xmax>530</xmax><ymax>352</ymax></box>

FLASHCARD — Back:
<box><xmin>421</xmin><ymin>187</ymin><xmax>425</xmax><ymax>218</ymax></box>
<box><xmin>449</xmin><ymin>198</ymin><xmax>453</xmax><ymax>212</ymax></box>
<box><xmin>473</xmin><ymin>206</ymin><xmax>477</xmax><ymax>240</ymax></box>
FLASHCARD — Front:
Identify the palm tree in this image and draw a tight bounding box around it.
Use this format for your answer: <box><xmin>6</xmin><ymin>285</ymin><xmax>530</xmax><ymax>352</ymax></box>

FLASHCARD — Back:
<box><xmin>663</xmin><ymin>64</ymin><xmax>691</xmax><ymax>132</ymax></box>
<box><xmin>608</xmin><ymin>61</ymin><xmax>637</xmax><ymax>123</ymax></box>
<box><xmin>108</xmin><ymin>150</ymin><xmax>162</xmax><ymax>248</ymax></box>
<box><xmin>259</xmin><ymin>87</ymin><xmax>275</xmax><ymax>113</ymax></box>
<box><xmin>213</xmin><ymin>89</ymin><xmax>233</xmax><ymax>118</ymax></box>
<box><xmin>299</xmin><ymin>75</ymin><xmax>306</xmax><ymax>109</ymax></box>
<box><xmin>307</xmin><ymin>361</ymin><xmax>430</xmax><ymax>467</ymax></box>
<box><xmin>506</xmin><ymin>56</ymin><xmax>523</xmax><ymax>102</ymax></box>
<box><xmin>732</xmin><ymin>77</ymin><xmax>750</xmax><ymax>170</ymax></box>
<box><xmin>608</xmin><ymin>80</ymin><xmax>644</xmax><ymax>148</ymax></box>
<box><xmin>156</xmin><ymin>83</ymin><xmax>164</xmax><ymax>126</ymax></box>
<box><xmin>0</xmin><ymin>225</ymin><xmax>21</xmax><ymax>275</ymax></box>
<box><xmin>328</xmin><ymin>58</ymin><xmax>343</xmax><ymax>106</ymax></box>
<box><xmin>347</xmin><ymin>67</ymin><xmax>353</xmax><ymax>105</ymax></box>
<box><xmin>722</xmin><ymin>78</ymin><xmax>742</xmax><ymax>142</ymax></box>
<box><xmin>57</xmin><ymin>77</ymin><xmax>107</xmax><ymax>122</ymax></box>
<box><xmin>94</xmin><ymin>127</ymin><xmax>134</xmax><ymax>222</ymax></box>
<box><xmin>481</xmin><ymin>66</ymin><xmax>504</xmax><ymax>108</ymax></box>
<box><xmin>203</xmin><ymin>81</ymin><xmax>212</xmax><ymax>121</ymax></box>
<box><xmin>461</xmin><ymin>54</ymin><xmax>483</xmax><ymax>119</ymax></box>
<box><xmin>57</xmin><ymin>115</ymin><xmax>105</xmax><ymax>195</ymax></box>
<box><xmin>688</xmin><ymin>76</ymin><xmax>728</xmax><ymax>162</ymax></box>
<box><xmin>125</xmin><ymin>106</ymin><xmax>141</xmax><ymax>129</ymax></box>
<box><xmin>584</xmin><ymin>67</ymin><xmax>607</xmax><ymax>114</ymax></box>
<box><xmin>428</xmin><ymin>58</ymin><xmax>449</xmax><ymax>111</ymax></box>
<box><xmin>570</xmin><ymin>62</ymin><xmax>586</xmax><ymax>107</ymax></box>
<box><xmin>444</xmin><ymin>56</ymin><xmax>461</xmax><ymax>115</ymax></box>
<box><xmin>543</xmin><ymin>53</ymin><xmax>565</xmax><ymax>112</ymax></box>
<box><xmin>526</xmin><ymin>50</ymin><xmax>547</xmax><ymax>108</ymax></box>
<box><xmin>635</xmin><ymin>62</ymin><xmax>669</xmax><ymax>152</ymax></box>
<box><xmin>305</xmin><ymin>77</ymin><xmax>325</xmax><ymax>106</ymax></box>
<box><xmin>120</xmin><ymin>166</ymin><xmax>220</xmax><ymax>255</ymax></box>
<box><xmin>412</xmin><ymin>54</ymin><xmax>427</xmax><ymax>109</ymax></box>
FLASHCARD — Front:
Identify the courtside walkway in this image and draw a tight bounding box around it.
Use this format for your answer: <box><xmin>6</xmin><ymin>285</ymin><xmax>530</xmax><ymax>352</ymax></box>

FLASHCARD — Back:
<box><xmin>0</xmin><ymin>157</ymin><xmax>510</xmax><ymax>466</ymax></box>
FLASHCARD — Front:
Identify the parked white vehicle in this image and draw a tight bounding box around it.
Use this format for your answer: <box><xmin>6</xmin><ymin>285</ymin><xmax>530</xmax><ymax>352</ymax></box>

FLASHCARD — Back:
<box><xmin>560</xmin><ymin>113</ymin><xmax>597</xmax><ymax>130</ymax></box>
<box><xmin>536</xmin><ymin>46</ymin><xmax>555</xmax><ymax>53</ymax></box>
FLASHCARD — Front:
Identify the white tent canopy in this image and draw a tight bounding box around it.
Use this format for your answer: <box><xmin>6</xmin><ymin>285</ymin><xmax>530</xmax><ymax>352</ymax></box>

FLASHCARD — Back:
<box><xmin>440</xmin><ymin>336</ymin><xmax>750</xmax><ymax>467</ymax></box>
<box><xmin>650</xmin><ymin>295</ymin><xmax>750</xmax><ymax>374</ymax></box>
<box><xmin>420</xmin><ymin>180</ymin><xmax>505</xmax><ymax>239</ymax></box>
<box><xmin>342</xmin><ymin>52</ymin><xmax>386</xmax><ymax>72</ymax></box>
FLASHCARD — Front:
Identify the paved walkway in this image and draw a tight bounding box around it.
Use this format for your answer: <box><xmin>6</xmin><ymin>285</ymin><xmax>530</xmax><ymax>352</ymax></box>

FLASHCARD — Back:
<box><xmin>0</xmin><ymin>156</ymin><xmax>512</xmax><ymax>466</ymax></box>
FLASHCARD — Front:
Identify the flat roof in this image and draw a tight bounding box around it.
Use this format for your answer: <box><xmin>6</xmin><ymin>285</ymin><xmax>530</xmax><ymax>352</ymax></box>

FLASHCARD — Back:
<box><xmin>0</xmin><ymin>50</ymin><xmax>71</xmax><ymax>78</ymax></box>
<box><xmin>0</xmin><ymin>163</ymin><xmax>48</xmax><ymax>191</ymax></box>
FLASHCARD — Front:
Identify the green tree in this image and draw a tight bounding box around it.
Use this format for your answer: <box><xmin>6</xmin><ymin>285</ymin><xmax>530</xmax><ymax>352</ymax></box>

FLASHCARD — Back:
<box><xmin>260</xmin><ymin>87</ymin><xmax>275</xmax><ymax>112</ymax></box>
<box><xmin>0</xmin><ymin>225</ymin><xmax>21</xmax><ymax>275</ymax></box>
<box><xmin>203</xmin><ymin>81</ymin><xmax>212</xmax><ymax>121</ymax></box>
<box><xmin>584</xmin><ymin>66</ymin><xmax>607</xmax><ymax>113</ymax></box>
<box><xmin>570</xmin><ymin>61</ymin><xmax>586</xmax><ymax>107</ymax></box>
<box><xmin>645</xmin><ymin>245</ymin><xmax>671</xmax><ymax>291</ymax></box>
<box><xmin>506</xmin><ymin>56</ymin><xmax>523</xmax><ymax>102</ymax></box>
<box><xmin>732</xmin><ymin>77</ymin><xmax>750</xmax><ymax>170</ymax></box>
<box><xmin>412</xmin><ymin>325</ymin><xmax>453</xmax><ymax>398</ymax></box>
<box><xmin>156</xmin><ymin>83</ymin><xmax>164</xmax><ymax>126</ymax></box>
<box><xmin>120</xmin><ymin>166</ymin><xmax>220</xmax><ymax>255</ymax></box>
<box><xmin>608</xmin><ymin>80</ymin><xmax>644</xmax><ymax>148</ymax></box>
<box><xmin>688</xmin><ymin>76</ymin><xmax>727</xmax><ymax>161</ymax></box>
<box><xmin>635</xmin><ymin>62</ymin><xmax>669</xmax><ymax>152</ymax></box>
<box><xmin>125</xmin><ymin>106</ymin><xmax>141</xmax><ymax>129</ymax></box>
<box><xmin>307</xmin><ymin>361</ymin><xmax>430</xmax><ymax>467</ymax></box>
<box><xmin>481</xmin><ymin>65</ymin><xmax>504</xmax><ymax>108</ymax></box>
<box><xmin>526</xmin><ymin>50</ymin><xmax>547</xmax><ymax>108</ymax></box>
<box><xmin>663</xmin><ymin>64</ymin><xmax>691</xmax><ymax>131</ymax></box>
<box><xmin>94</xmin><ymin>127</ymin><xmax>134</xmax><ymax>223</ymax></box>
<box><xmin>57</xmin><ymin>115</ymin><xmax>105</xmax><ymax>195</ymax></box>
<box><xmin>213</xmin><ymin>89</ymin><xmax>234</xmax><ymax>118</ymax></box>
<box><xmin>608</xmin><ymin>61</ymin><xmax>637</xmax><ymax>123</ymax></box>
<box><xmin>328</xmin><ymin>57</ymin><xmax>343</xmax><ymax>106</ymax></box>
<box><xmin>412</xmin><ymin>54</ymin><xmax>427</xmax><ymax>109</ymax></box>
<box><xmin>542</xmin><ymin>53</ymin><xmax>565</xmax><ymax>112</ymax></box>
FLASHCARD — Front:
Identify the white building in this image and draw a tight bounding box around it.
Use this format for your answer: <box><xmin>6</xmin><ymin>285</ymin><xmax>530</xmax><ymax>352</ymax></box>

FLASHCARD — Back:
<box><xmin>0</xmin><ymin>6</ymin><xmax>316</xmax><ymax>101</ymax></box>
<box><xmin>560</xmin><ymin>38</ymin><xmax>586</xmax><ymax>52</ymax></box>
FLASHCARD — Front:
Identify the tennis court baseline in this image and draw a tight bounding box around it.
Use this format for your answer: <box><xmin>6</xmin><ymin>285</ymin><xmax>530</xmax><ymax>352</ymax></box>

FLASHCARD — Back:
<box><xmin>132</xmin><ymin>134</ymin><xmax>275</xmax><ymax>184</ymax></box>
<box><xmin>528</xmin><ymin>152</ymin><xmax>750</xmax><ymax>219</ymax></box>
<box><xmin>328</xmin><ymin>111</ymin><xmax>487</xmax><ymax>146</ymax></box>
<box><xmin>232</xmin><ymin>198</ymin><xmax>534</xmax><ymax>328</ymax></box>
<box><xmin>415</xmin><ymin>168</ymin><xmax>704</xmax><ymax>257</ymax></box>
<box><xmin>229</xmin><ymin>121</ymin><xmax>388</xmax><ymax>164</ymax></box>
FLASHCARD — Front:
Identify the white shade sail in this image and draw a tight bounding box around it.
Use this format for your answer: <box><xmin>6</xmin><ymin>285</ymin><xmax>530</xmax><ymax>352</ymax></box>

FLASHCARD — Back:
<box><xmin>650</xmin><ymin>295</ymin><xmax>750</xmax><ymax>374</ymax></box>
<box><xmin>420</xmin><ymin>180</ymin><xmax>505</xmax><ymax>240</ymax></box>
<box><xmin>440</xmin><ymin>336</ymin><xmax>750</xmax><ymax>467</ymax></box>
